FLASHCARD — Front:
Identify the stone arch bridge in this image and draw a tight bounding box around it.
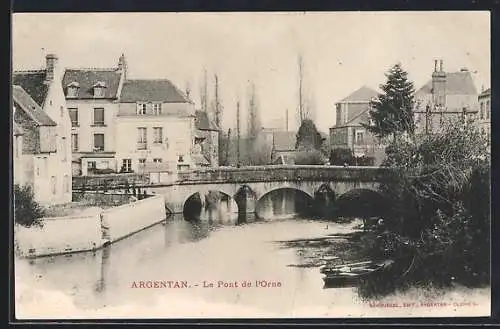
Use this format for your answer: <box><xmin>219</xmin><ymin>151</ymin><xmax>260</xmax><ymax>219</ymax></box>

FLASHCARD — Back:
<box><xmin>144</xmin><ymin>165</ymin><xmax>394</xmax><ymax>215</ymax></box>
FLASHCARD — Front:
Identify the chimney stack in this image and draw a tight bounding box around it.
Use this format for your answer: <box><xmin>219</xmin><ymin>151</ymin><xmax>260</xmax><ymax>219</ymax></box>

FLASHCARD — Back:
<box><xmin>439</xmin><ymin>59</ymin><xmax>444</xmax><ymax>72</ymax></box>
<box><xmin>45</xmin><ymin>54</ymin><xmax>58</xmax><ymax>82</ymax></box>
<box><xmin>434</xmin><ymin>59</ymin><xmax>438</xmax><ymax>72</ymax></box>
<box><xmin>117</xmin><ymin>53</ymin><xmax>127</xmax><ymax>79</ymax></box>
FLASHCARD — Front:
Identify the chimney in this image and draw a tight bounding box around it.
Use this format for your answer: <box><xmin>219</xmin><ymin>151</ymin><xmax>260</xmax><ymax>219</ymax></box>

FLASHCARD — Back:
<box><xmin>45</xmin><ymin>54</ymin><xmax>58</xmax><ymax>82</ymax></box>
<box><xmin>431</xmin><ymin>59</ymin><xmax>446</xmax><ymax>106</ymax></box>
<box><xmin>117</xmin><ymin>53</ymin><xmax>127</xmax><ymax>79</ymax></box>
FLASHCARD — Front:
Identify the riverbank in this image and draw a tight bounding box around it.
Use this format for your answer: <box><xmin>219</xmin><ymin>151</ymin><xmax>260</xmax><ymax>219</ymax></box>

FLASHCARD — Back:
<box><xmin>14</xmin><ymin>194</ymin><xmax>167</xmax><ymax>258</ymax></box>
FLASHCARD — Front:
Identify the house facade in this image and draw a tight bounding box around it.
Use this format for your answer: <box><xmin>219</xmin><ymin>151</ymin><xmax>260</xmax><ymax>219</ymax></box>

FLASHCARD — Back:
<box><xmin>413</xmin><ymin>60</ymin><xmax>479</xmax><ymax>134</ymax></box>
<box><xmin>116</xmin><ymin>79</ymin><xmax>197</xmax><ymax>173</ymax></box>
<box><xmin>62</xmin><ymin>55</ymin><xmax>126</xmax><ymax>176</ymax></box>
<box><xmin>477</xmin><ymin>87</ymin><xmax>491</xmax><ymax>140</ymax></box>
<box><xmin>329</xmin><ymin>86</ymin><xmax>385</xmax><ymax>164</ymax></box>
<box><xmin>13</xmin><ymin>54</ymin><xmax>72</xmax><ymax>205</ymax></box>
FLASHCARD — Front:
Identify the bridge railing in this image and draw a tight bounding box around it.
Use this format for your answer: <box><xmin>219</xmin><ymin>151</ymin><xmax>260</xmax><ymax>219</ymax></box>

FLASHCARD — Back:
<box><xmin>176</xmin><ymin>165</ymin><xmax>393</xmax><ymax>183</ymax></box>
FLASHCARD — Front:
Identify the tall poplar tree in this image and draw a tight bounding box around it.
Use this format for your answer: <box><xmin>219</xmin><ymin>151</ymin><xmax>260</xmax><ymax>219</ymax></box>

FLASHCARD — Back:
<box><xmin>363</xmin><ymin>63</ymin><xmax>416</xmax><ymax>139</ymax></box>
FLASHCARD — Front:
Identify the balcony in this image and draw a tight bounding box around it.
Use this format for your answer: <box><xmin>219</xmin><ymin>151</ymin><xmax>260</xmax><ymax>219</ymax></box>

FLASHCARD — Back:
<box><xmin>93</xmin><ymin>146</ymin><xmax>105</xmax><ymax>153</ymax></box>
<box><xmin>91</xmin><ymin>122</ymin><xmax>107</xmax><ymax>127</ymax></box>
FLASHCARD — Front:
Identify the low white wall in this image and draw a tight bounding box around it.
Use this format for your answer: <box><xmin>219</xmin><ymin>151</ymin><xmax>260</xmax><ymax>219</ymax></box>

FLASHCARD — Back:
<box><xmin>14</xmin><ymin>214</ymin><xmax>102</xmax><ymax>258</ymax></box>
<box><xmin>101</xmin><ymin>195</ymin><xmax>166</xmax><ymax>242</ymax></box>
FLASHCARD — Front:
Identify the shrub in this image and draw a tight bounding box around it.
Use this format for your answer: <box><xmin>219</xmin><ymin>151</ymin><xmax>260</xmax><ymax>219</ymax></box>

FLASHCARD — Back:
<box><xmin>14</xmin><ymin>184</ymin><xmax>45</xmax><ymax>228</ymax></box>
<box><xmin>295</xmin><ymin>146</ymin><xmax>327</xmax><ymax>165</ymax></box>
<box><xmin>329</xmin><ymin>148</ymin><xmax>354</xmax><ymax>165</ymax></box>
<box><xmin>360</xmin><ymin>121</ymin><xmax>490</xmax><ymax>295</ymax></box>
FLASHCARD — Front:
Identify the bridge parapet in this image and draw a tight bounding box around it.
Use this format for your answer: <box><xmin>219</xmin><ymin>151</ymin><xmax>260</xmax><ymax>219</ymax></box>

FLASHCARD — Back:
<box><xmin>177</xmin><ymin>165</ymin><xmax>394</xmax><ymax>184</ymax></box>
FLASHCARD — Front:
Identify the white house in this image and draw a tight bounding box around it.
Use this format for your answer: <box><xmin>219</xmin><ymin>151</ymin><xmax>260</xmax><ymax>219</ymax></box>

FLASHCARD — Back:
<box><xmin>62</xmin><ymin>54</ymin><xmax>126</xmax><ymax>176</ymax></box>
<box><xmin>13</xmin><ymin>54</ymin><xmax>72</xmax><ymax>205</ymax></box>
<box><xmin>116</xmin><ymin>79</ymin><xmax>199</xmax><ymax>174</ymax></box>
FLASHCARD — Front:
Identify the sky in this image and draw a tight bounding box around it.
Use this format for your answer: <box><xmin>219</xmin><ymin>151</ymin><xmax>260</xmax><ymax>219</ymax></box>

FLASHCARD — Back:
<box><xmin>12</xmin><ymin>11</ymin><xmax>490</xmax><ymax>133</ymax></box>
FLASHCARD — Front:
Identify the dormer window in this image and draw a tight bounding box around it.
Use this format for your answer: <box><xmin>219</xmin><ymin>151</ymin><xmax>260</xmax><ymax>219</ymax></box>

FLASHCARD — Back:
<box><xmin>66</xmin><ymin>82</ymin><xmax>80</xmax><ymax>98</ymax></box>
<box><xmin>93</xmin><ymin>81</ymin><xmax>106</xmax><ymax>98</ymax></box>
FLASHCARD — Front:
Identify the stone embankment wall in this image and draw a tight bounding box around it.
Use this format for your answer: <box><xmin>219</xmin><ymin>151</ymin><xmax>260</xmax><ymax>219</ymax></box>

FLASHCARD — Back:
<box><xmin>14</xmin><ymin>195</ymin><xmax>167</xmax><ymax>258</ymax></box>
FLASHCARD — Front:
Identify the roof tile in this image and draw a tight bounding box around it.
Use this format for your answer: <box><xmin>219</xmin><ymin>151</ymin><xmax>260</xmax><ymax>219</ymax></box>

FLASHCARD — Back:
<box><xmin>338</xmin><ymin>86</ymin><xmax>378</xmax><ymax>103</ymax></box>
<box><xmin>416</xmin><ymin>71</ymin><xmax>478</xmax><ymax>97</ymax></box>
<box><xmin>62</xmin><ymin>69</ymin><xmax>122</xmax><ymax>99</ymax></box>
<box><xmin>12</xmin><ymin>71</ymin><xmax>50</xmax><ymax>107</ymax></box>
<box><xmin>13</xmin><ymin>85</ymin><xmax>56</xmax><ymax>126</ymax></box>
<box><xmin>120</xmin><ymin>79</ymin><xmax>189</xmax><ymax>103</ymax></box>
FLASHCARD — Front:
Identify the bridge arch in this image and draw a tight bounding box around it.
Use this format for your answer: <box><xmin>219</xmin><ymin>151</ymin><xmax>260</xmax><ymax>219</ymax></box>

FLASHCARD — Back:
<box><xmin>335</xmin><ymin>188</ymin><xmax>388</xmax><ymax>218</ymax></box>
<box><xmin>255</xmin><ymin>187</ymin><xmax>314</xmax><ymax>220</ymax></box>
<box><xmin>183</xmin><ymin>189</ymin><xmax>239</xmax><ymax>222</ymax></box>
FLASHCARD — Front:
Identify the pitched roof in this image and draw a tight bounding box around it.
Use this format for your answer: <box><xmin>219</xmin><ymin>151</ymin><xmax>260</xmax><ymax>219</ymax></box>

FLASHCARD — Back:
<box><xmin>120</xmin><ymin>79</ymin><xmax>189</xmax><ymax>103</ymax></box>
<box><xmin>273</xmin><ymin>131</ymin><xmax>296</xmax><ymax>151</ymax></box>
<box><xmin>416</xmin><ymin>71</ymin><xmax>478</xmax><ymax>97</ymax></box>
<box><xmin>479</xmin><ymin>87</ymin><xmax>491</xmax><ymax>97</ymax></box>
<box><xmin>195</xmin><ymin>110</ymin><xmax>218</xmax><ymax>131</ymax></box>
<box><xmin>12</xmin><ymin>85</ymin><xmax>56</xmax><ymax>126</ymax></box>
<box><xmin>62</xmin><ymin>69</ymin><xmax>122</xmax><ymax>99</ymax></box>
<box><xmin>12</xmin><ymin>70</ymin><xmax>50</xmax><ymax>107</ymax></box>
<box><xmin>13</xmin><ymin>122</ymin><xmax>24</xmax><ymax>135</ymax></box>
<box><xmin>338</xmin><ymin>86</ymin><xmax>378</xmax><ymax>103</ymax></box>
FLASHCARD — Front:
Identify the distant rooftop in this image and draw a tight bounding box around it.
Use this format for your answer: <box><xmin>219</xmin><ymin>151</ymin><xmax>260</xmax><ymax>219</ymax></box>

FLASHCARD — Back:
<box><xmin>338</xmin><ymin>86</ymin><xmax>378</xmax><ymax>103</ymax></box>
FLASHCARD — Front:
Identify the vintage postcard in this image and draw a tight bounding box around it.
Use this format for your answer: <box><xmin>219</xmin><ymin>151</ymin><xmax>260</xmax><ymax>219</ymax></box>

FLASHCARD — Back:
<box><xmin>12</xmin><ymin>11</ymin><xmax>491</xmax><ymax>319</ymax></box>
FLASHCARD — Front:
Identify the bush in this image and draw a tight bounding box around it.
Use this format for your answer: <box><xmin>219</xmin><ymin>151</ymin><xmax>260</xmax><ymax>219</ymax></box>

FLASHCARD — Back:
<box><xmin>361</xmin><ymin>121</ymin><xmax>490</xmax><ymax>295</ymax></box>
<box><xmin>329</xmin><ymin>148</ymin><xmax>354</xmax><ymax>165</ymax></box>
<box><xmin>14</xmin><ymin>184</ymin><xmax>44</xmax><ymax>228</ymax></box>
<box><xmin>295</xmin><ymin>146</ymin><xmax>327</xmax><ymax>165</ymax></box>
<box><xmin>93</xmin><ymin>168</ymin><xmax>116</xmax><ymax>175</ymax></box>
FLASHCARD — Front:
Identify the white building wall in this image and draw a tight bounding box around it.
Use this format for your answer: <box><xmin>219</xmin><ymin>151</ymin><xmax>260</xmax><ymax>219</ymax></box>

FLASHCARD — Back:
<box><xmin>39</xmin><ymin>69</ymin><xmax>72</xmax><ymax>204</ymax></box>
<box><xmin>66</xmin><ymin>100</ymin><xmax>118</xmax><ymax>153</ymax></box>
<box><xmin>115</xmin><ymin>116</ymin><xmax>195</xmax><ymax>172</ymax></box>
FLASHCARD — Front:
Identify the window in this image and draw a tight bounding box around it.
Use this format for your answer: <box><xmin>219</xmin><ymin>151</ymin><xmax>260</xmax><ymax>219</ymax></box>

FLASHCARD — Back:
<box><xmin>153</xmin><ymin>103</ymin><xmax>162</xmax><ymax>115</ymax></box>
<box><xmin>153</xmin><ymin>127</ymin><xmax>163</xmax><ymax>144</ymax></box>
<box><xmin>486</xmin><ymin>100</ymin><xmax>490</xmax><ymax>119</ymax></box>
<box><xmin>67</xmin><ymin>82</ymin><xmax>80</xmax><ymax>98</ymax></box>
<box><xmin>93</xmin><ymin>108</ymin><xmax>105</xmax><ymax>125</ymax></box>
<box><xmin>61</xmin><ymin>137</ymin><xmax>67</xmax><ymax>162</ymax></box>
<box><xmin>178</xmin><ymin>155</ymin><xmax>184</xmax><ymax>163</ymax></box>
<box><xmin>64</xmin><ymin>175</ymin><xmax>69</xmax><ymax>193</ymax></box>
<box><xmin>137</xmin><ymin>127</ymin><xmax>147</xmax><ymax>150</ymax></box>
<box><xmin>93</xmin><ymin>81</ymin><xmax>106</xmax><ymax>98</ymax></box>
<box><xmin>137</xmin><ymin>103</ymin><xmax>147</xmax><ymax>115</ymax></box>
<box><xmin>139</xmin><ymin>158</ymin><xmax>146</xmax><ymax>164</ymax></box>
<box><xmin>153</xmin><ymin>158</ymin><xmax>162</xmax><ymax>163</ymax></box>
<box><xmin>88</xmin><ymin>161</ymin><xmax>96</xmax><ymax>169</ymax></box>
<box><xmin>480</xmin><ymin>102</ymin><xmax>484</xmax><ymax>119</ymax></box>
<box><xmin>335</xmin><ymin>105</ymin><xmax>342</xmax><ymax>125</ymax></box>
<box><xmin>94</xmin><ymin>133</ymin><xmax>104</xmax><ymax>151</ymax></box>
<box><xmin>122</xmin><ymin>159</ymin><xmax>132</xmax><ymax>172</ymax></box>
<box><xmin>355</xmin><ymin>130</ymin><xmax>364</xmax><ymax>145</ymax></box>
<box><xmin>51</xmin><ymin>176</ymin><xmax>56</xmax><ymax>195</ymax></box>
<box><xmin>71</xmin><ymin>133</ymin><xmax>79</xmax><ymax>152</ymax></box>
<box><xmin>68</xmin><ymin>108</ymin><xmax>78</xmax><ymax>126</ymax></box>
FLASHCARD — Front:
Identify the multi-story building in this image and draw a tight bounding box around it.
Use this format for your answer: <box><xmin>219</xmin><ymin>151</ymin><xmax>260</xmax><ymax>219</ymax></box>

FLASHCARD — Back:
<box><xmin>12</xmin><ymin>54</ymin><xmax>72</xmax><ymax>205</ymax></box>
<box><xmin>413</xmin><ymin>60</ymin><xmax>479</xmax><ymax>134</ymax></box>
<box><xmin>62</xmin><ymin>55</ymin><xmax>126</xmax><ymax>175</ymax></box>
<box><xmin>477</xmin><ymin>87</ymin><xmax>491</xmax><ymax>139</ymax></box>
<box><xmin>329</xmin><ymin>86</ymin><xmax>385</xmax><ymax>164</ymax></box>
<box><xmin>115</xmin><ymin>79</ymin><xmax>198</xmax><ymax>173</ymax></box>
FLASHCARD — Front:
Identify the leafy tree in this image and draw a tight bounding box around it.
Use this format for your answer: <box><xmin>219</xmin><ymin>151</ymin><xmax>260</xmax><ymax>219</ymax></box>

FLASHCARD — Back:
<box><xmin>296</xmin><ymin>119</ymin><xmax>323</xmax><ymax>150</ymax></box>
<box><xmin>14</xmin><ymin>184</ymin><xmax>44</xmax><ymax>227</ymax></box>
<box><xmin>358</xmin><ymin>120</ymin><xmax>490</xmax><ymax>297</ymax></box>
<box><xmin>363</xmin><ymin>63</ymin><xmax>416</xmax><ymax>139</ymax></box>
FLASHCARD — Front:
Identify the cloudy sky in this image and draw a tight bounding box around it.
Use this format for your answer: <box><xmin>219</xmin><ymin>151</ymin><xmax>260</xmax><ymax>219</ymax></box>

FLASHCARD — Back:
<box><xmin>12</xmin><ymin>11</ymin><xmax>490</xmax><ymax>133</ymax></box>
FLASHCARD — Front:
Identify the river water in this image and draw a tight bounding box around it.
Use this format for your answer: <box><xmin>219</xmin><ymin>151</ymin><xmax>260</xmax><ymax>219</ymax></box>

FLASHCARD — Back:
<box><xmin>14</xmin><ymin>192</ymin><xmax>490</xmax><ymax>318</ymax></box>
